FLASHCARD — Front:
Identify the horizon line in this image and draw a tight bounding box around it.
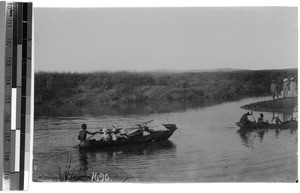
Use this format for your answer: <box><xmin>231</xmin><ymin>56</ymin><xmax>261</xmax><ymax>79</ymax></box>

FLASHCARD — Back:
<box><xmin>34</xmin><ymin>67</ymin><xmax>298</xmax><ymax>74</ymax></box>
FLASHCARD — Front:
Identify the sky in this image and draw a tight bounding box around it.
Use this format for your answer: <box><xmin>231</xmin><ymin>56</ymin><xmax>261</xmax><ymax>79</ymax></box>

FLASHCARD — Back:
<box><xmin>34</xmin><ymin>7</ymin><xmax>297</xmax><ymax>72</ymax></box>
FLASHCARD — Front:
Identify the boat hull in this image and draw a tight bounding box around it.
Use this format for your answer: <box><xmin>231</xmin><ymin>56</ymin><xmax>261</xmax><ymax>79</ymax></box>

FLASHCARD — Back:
<box><xmin>79</xmin><ymin>124</ymin><xmax>177</xmax><ymax>149</ymax></box>
<box><xmin>235</xmin><ymin>120</ymin><xmax>298</xmax><ymax>131</ymax></box>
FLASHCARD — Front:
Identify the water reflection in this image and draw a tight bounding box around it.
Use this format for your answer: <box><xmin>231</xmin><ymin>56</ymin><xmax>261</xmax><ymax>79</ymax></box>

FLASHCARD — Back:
<box><xmin>236</xmin><ymin>129</ymin><xmax>255</xmax><ymax>149</ymax></box>
<box><xmin>77</xmin><ymin>140</ymin><xmax>176</xmax><ymax>172</ymax></box>
<box><xmin>236</xmin><ymin>129</ymin><xmax>269</xmax><ymax>148</ymax></box>
<box><xmin>35</xmin><ymin>101</ymin><xmax>207</xmax><ymax>117</ymax></box>
<box><xmin>289</xmin><ymin>127</ymin><xmax>297</xmax><ymax>135</ymax></box>
<box><xmin>257</xmin><ymin>130</ymin><xmax>266</xmax><ymax>141</ymax></box>
<box><xmin>274</xmin><ymin>126</ymin><xmax>297</xmax><ymax>138</ymax></box>
<box><xmin>237</xmin><ymin>110</ymin><xmax>298</xmax><ymax>149</ymax></box>
<box><xmin>33</xmin><ymin>96</ymin><xmax>298</xmax><ymax>182</ymax></box>
<box><xmin>275</xmin><ymin>128</ymin><xmax>280</xmax><ymax>138</ymax></box>
<box><xmin>35</xmin><ymin>97</ymin><xmax>247</xmax><ymax>118</ymax></box>
<box><xmin>78</xmin><ymin>149</ymin><xmax>89</xmax><ymax>173</ymax></box>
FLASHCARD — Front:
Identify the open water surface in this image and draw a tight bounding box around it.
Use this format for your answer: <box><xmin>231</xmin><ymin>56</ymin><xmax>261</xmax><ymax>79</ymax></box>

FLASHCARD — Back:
<box><xmin>33</xmin><ymin>96</ymin><xmax>297</xmax><ymax>182</ymax></box>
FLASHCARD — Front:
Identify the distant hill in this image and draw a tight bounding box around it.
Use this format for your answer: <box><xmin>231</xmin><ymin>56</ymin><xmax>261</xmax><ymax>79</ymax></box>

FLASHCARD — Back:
<box><xmin>154</xmin><ymin>68</ymin><xmax>250</xmax><ymax>73</ymax></box>
<box><xmin>153</xmin><ymin>68</ymin><xmax>298</xmax><ymax>73</ymax></box>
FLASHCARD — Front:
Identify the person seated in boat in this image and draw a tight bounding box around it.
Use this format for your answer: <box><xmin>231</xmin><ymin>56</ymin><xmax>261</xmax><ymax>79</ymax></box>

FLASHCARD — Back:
<box><xmin>111</xmin><ymin>128</ymin><xmax>127</xmax><ymax>140</ymax></box>
<box><xmin>142</xmin><ymin>126</ymin><xmax>151</xmax><ymax>136</ymax></box>
<box><xmin>115</xmin><ymin>128</ymin><xmax>129</xmax><ymax>139</ymax></box>
<box><xmin>271</xmin><ymin>115</ymin><xmax>282</xmax><ymax>124</ymax></box>
<box><xmin>101</xmin><ymin>128</ymin><xmax>112</xmax><ymax>141</ymax></box>
<box><xmin>239</xmin><ymin>111</ymin><xmax>253</xmax><ymax>125</ymax></box>
<box><xmin>257</xmin><ymin>113</ymin><xmax>269</xmax><ymax>125</ymax></box>
<box><xmin>110</xmin><ymin>128</ymin><xmax>119</xmax><ymax>141</ymax></box>
<box><xmin>78</xmin><ymin>124</ymin><xmax>98</xmax><ymax>142</ymax></box>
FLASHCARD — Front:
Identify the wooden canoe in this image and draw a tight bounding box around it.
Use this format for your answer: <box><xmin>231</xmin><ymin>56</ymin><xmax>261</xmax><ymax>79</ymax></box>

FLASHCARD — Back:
<box><xmin>235</xmin><ymin>120</ymin><xmax>297</xmax><ymax>130</ymax></box>
<box><xmin>79</xmin><ymin>124</ymin><xmax>177</xmax><ymax>149</ymax></box>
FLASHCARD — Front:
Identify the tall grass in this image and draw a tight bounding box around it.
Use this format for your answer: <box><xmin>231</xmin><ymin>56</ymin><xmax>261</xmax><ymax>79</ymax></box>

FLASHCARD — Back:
<box><xmin>35</xmin><ymin>69</ymin><xmax>297</xmax><ymax>116</ymax></box>
<box><xmin>51</xmin><ymin>155</ymin><xmax>91</xmax><ymax>182</ymax></box>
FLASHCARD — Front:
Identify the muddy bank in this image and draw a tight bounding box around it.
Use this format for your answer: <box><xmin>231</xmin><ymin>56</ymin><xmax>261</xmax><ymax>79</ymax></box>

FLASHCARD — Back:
<box><xmin>241</xmin><ymin>97</ymin><xmax>297</xmax><ymax>112</ymax></box>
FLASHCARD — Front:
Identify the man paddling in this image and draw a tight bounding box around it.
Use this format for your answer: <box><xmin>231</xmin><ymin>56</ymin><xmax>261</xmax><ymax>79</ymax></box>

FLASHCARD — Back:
<box><xmin>78</xmin><ymin>124</ymin><xmax>98</xmax><ymax>142</ymax></box>
<box><xmin>239</xmin><ymin>111</ymin><xmax>253</xmax><ymax>125</ymax></box>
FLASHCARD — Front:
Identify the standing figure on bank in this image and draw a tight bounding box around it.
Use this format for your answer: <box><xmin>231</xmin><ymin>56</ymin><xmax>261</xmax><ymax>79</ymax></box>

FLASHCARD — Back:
<box><xmin>283</xmin><ymin>78</ymin><xmax>289</xmax><ymax>98</ymax></box>
<box><xmin>288</xmin><ymin>77</ymin><xmax>297</xmax><ymax>97</ymax></box>
<box><xmin>270</xmin><ymin>80</ymin><xmax>279</xmax><ymax>100</ymax></box>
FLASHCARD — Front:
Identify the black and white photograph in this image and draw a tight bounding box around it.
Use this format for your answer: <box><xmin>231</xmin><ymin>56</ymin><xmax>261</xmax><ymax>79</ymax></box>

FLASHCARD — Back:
<box><xmin>33</xmin><ymin>7</ymin><xmax>297</xmax><ymax>182</ymax></box>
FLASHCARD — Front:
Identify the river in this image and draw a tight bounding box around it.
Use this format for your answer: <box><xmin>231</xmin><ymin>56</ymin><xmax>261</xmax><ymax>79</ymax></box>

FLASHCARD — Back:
<box><xmin>33</xmin><ymin>96</ymin><xmax>297</xmax><ymax>182</ymax></box>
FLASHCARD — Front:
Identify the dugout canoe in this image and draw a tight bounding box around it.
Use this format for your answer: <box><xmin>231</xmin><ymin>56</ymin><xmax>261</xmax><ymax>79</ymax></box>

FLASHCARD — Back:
<box><xmin>235</xmin><ymin>120</ymin><xmax>297</xmax><ymax>130</ymax></box>
<box><xmin>78</xmin><ymin>124</ymin><xmax>177</xmax><ymax>149</ymax></box>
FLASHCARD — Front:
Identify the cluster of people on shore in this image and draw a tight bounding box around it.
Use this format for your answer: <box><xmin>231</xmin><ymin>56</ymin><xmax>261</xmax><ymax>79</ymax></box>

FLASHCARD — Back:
<box><xmin>270</xmin><ymin>77</ymin><xmax>297</xmax><ymax>100</ymax></box>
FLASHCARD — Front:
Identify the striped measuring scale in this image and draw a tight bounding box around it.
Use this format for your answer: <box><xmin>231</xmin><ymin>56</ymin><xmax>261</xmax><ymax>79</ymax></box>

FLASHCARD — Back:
<box><xmin>1</xmin><ymin>1</ymin><xmax>32</xmax><ymax>190</ymax></box>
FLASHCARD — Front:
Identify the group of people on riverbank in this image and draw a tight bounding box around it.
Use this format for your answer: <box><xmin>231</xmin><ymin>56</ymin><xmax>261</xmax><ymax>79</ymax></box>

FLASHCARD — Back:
<box><xmin>270</xmin><ymin>77</ymin><xmax>297</xmax><ymax>100</ymax></box>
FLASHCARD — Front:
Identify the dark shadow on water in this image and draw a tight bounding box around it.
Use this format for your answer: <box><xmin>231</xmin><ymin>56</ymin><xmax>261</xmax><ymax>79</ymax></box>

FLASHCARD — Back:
<box><xmin>258</xmin><ymin>130</ymin><xmax>266</xmax><ymax>141</ymax></box>
<box><xmin>236</xmin><ymin>129</ymin><xmax>268</xmax><ymax>149</ymax></box>
<box><xmin>236</xmin><ymin>110</ymin><xmax>298</xmax><ymax>148</ymax></box>
<box><xmin>77</xmin><ymin>140</ymin><xmax>176</xmax><ymax>172</ymax></box>
<box><xmin>35</xmin><ymin>98</ymin><xmax>244</xmax><ymax>117</ymax></box>
<box><xmin>78</xmin><ymin>149</ymin><xmax>89</xmax><ymax>173</ymax></box>
<box><xmin>236</xmin><ymin>129</ymin><xmax>255</xmax><ymax>149</ymax></box>
<box><xmin>237</xmin><ymin>127</ymin><xmax>297</xmax><ymax>149</ymax></box>
<box><xmin>80</xmin><ymin>140</ymin><xmax>175</xmax><ymax>154</ymax></box>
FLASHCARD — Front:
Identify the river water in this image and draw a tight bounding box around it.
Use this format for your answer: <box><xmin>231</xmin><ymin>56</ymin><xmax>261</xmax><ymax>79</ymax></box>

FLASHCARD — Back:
<box><xmin>33</xmin><ymin>96</ymin><xmax>297</xmax><ymax>182</ymax></box>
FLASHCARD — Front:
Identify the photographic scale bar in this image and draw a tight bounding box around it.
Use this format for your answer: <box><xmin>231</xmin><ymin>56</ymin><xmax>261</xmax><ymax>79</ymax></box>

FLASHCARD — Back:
<box><xmin>2</xmin><ymin>1</ymin><xmax>32</xmax><ymax>190</ymax></box>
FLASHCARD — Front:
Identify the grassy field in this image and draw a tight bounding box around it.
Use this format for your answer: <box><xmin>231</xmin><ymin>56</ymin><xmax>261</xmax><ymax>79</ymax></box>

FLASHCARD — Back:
<box><xmin>35</xmin><ymin>69</ymin><xmax>297</xmax><ymax>116</ymax></box>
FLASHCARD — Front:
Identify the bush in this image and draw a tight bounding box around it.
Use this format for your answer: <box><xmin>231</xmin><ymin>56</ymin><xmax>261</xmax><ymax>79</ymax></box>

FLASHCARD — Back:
<box><xmin>34</xmin><ymin>69</ymin><xmax>297</xmax><ymax>116</ymax></box>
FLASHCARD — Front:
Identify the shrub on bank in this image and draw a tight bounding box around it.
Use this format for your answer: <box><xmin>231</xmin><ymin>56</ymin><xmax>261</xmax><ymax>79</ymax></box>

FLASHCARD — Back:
<box><xmin>34</xmin><ymin>69</ymin><xmax>297</xmax><ymax>116</ymax></box>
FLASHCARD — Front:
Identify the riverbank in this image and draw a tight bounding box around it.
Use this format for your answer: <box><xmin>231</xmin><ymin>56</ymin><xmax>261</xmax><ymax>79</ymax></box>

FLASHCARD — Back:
<box><xmin>241</xmin><ymin>97</ymin><xmax>297</xmax><ymax>112</ymax></box>
<box><xmin>34</xmin><ymin>69</ymin><xmax>297</xmax><ymax>117</ymax></box>
<box><xmin>33</xmin><ymin>96</ymin><xmax>298</xmax><ymax>182</ymax></box>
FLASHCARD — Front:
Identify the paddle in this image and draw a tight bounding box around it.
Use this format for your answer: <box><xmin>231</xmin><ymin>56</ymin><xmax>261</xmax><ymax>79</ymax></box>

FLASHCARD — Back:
<box><xmin>87</xmin><ymin>132</ymin><xmax>99</xmax><ymax>140</ymax></box>
<box><xmin>73</xmin><ymin>144</ymin><xmax>80</xmax><ymax>148</ymax></box>
<box><xmin>252</xmin><ymin>113</ymin><xmax>261</xmax><ymax>131</ymax></box>
<box><xmin>138</xmin><ymin>119</ymin><xmax>154</xmax><ymax>126</ymax></box>
<box><xmin>73</xmin><ymin>132</ymin><xmax>100</xmax><ymax>149</ymax></box>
